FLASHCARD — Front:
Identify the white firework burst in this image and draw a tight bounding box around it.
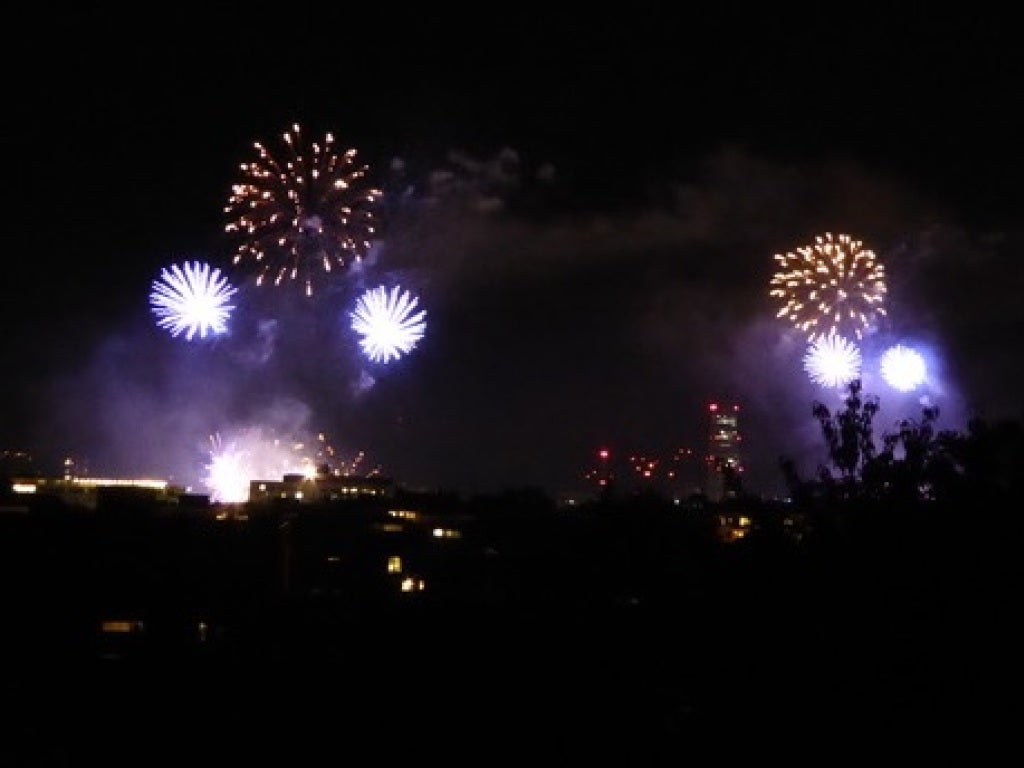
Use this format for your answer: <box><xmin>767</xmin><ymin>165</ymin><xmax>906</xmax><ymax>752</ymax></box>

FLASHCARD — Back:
<box><xmin>204</xmin><ymin>434</ymin><xmax>251</xmax><ymax>504</ymax></box>
<box><xmin>150</xmin><ymin>261</ymin><xmax>237</xmax><ymax>340</ymax></box>
<box><xmin>879</xmin><ymin>344</ymin><xmax>927</xmax><ymax>392</ymax></box>
<box><xmin>350</xmin><ymin>284</ymin><xmax>427</xmax><ymax>364</ymax></box>
<box><xmin>803</xmin><ymin>332</ymin><xmax>862</xmax><ymax>388</ymax></box>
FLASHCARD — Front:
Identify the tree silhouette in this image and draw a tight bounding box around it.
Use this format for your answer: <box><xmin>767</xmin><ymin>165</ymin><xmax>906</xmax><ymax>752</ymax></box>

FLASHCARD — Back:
<box><xmin>784</xmin><ymin>377</ymin><xmax>1024</xmax><ymax>516</ymax></box>
<box><xmin>863</xmin><ymin>400</ymin><xmax>945</xmax><ymax>505</ymax></box>
<box><xmin>811</xmin><ymin>378</ymin><xmax>880</xmax><ymax>491</ymax></box>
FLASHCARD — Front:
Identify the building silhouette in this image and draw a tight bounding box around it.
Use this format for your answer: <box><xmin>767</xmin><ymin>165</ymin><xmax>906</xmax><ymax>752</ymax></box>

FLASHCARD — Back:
<box><xmin>704</xmin><ymin>402</ymin><xmax>743</xmax><ymax>502</ymax></box>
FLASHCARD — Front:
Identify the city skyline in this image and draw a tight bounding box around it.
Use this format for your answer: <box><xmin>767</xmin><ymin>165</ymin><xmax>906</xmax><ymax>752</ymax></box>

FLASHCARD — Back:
<box><xmin>5</xmin><ymin>401</ymin><xmax>732</xmax><ymax>503</ymax></box>
<box><xmin>3</xmin><ymin>8</ymin><xmax>1023</xmax><ymax>499</ymax></box>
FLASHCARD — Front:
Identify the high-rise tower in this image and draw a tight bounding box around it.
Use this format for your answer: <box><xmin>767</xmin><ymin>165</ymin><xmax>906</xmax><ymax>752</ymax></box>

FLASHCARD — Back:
<box><xmin>705</xmin><ymin>402</ymin><xmax>743</xmax><ymax>501</ymax></box>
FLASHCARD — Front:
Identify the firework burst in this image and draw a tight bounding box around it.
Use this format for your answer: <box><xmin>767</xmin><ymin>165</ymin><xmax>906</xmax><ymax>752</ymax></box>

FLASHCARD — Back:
<box><xmin>770</xmin><ymin>232</ymin><xmax>887</xmax><ymax>341</ymax></box>
<box><xmin>204</xmin><ymin>428</ymin><xmax>322</xmax><ymax>503</ymax></box>
<box><xmin>803</xmin><ymin>332</ymin><xmax>862</xmax><ymax>388</ymax></box>
<box><xmin>204</xmin><ymin>433</ymin><xmax>251</xmax><ymax>503</ymax></box>
<box><xmin>350</xmin><ymin>284</ymin><xmax>427</xmax><ymax>364</ymax></box>
<box><xmin>149</xmin><ymin>260</ymin><xmax>237</xmax><ymax>340</ymax></box>
<box><xmin>224</xmin><ymin>123</ymin><xmax>382</xmax><ymax>297</ymax></box>
<box><xmin>879</xmin><ymin>343</ymin><xmax>927</xmax><ymax>392</ymax></box>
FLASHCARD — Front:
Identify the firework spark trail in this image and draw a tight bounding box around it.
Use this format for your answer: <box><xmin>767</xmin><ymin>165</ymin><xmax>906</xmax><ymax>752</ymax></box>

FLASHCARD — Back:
<box><xmin>350</xmin><ymin>284</ymin><xmax>427</xmax><ymax>364</ymax></box>
<box><xmin>224</xmin><ymin>123</ymin><xmax>382</xmax><ymax>297</ymax></box>
<box><xmin>770</xmin><ymin>232</ymin><xmax>887</xmax><ymax>342</ymax></box>
<box><xmin>149</xmin><ymin>261</ymin><xmax>236</xmax><ymax>340</ymax></box>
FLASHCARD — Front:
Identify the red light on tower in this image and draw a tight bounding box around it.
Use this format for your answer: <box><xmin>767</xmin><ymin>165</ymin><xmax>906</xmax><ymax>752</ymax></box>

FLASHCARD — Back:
<box><xmin>705</xmin><ymin>401</ymin><xmax>743</xmax><ymax>501</ymax></box>
<box><xmin>594</xmin><ymin>447</ymin><xmax>613</xmax><ymax>491</ymax></box>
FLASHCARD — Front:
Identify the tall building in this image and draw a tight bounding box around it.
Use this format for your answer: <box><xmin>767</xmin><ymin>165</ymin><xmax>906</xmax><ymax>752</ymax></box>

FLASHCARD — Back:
<box><xmin>705</xmin><ymin>402</ymin><xmax>743</xmax><ymax>502</ymax></box>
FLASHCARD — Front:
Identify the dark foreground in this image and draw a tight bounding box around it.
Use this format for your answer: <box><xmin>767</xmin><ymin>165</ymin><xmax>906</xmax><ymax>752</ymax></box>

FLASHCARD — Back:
<box><xmin>1</xmin><ymin>496</ymin><xmax>1021</xmax><ymax>764</ymax></box>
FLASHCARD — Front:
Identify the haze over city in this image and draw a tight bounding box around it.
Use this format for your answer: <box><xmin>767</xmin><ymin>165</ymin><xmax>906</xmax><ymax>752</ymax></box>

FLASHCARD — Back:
<box><xmin>4</xmin><ymin>7</ymin><xmax>1023</xmax><ymax>499</ymax></box>
<box><xmin>3</xmin><ymin>11</ymin><xmax>1024</xmax><ymax>764</ymax></box>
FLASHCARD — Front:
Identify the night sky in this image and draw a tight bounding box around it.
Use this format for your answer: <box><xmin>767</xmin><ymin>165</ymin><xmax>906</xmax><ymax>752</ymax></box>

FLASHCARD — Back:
<box><xmin>4</xmin><ymin>7</ymin><xmax>1024</xmax><ymax>498</ymax></box>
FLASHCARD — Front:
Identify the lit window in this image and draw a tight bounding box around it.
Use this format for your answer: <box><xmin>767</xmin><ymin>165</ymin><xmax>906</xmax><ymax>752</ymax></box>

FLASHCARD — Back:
<box><xmin>400</xmin><ymin>577</ymin><xmax>426</xmax><ymax>592</ymax></box>
<box><xmin>432</xmin><ymin>527</ymin><xmax>462</xmax><ymax>539</ymax></box>
<box><xmin>100</xmin><ymin>620</ymin><xmax>144</xmax><ymax>634</ymax></box>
